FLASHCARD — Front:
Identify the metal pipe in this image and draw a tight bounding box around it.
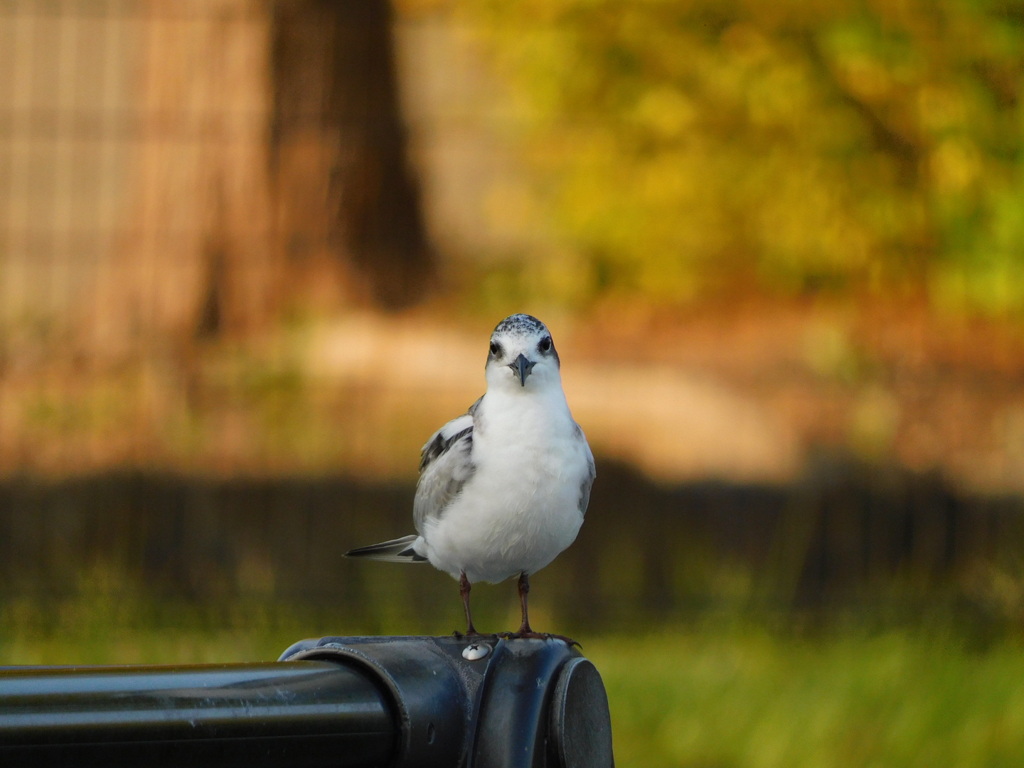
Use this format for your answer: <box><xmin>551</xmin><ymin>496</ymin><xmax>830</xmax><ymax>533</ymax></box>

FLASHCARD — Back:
<box><xmin>0</xmin><ymin>635</ymin><xmax>614</xmax><ymax>768</ymax></box>
<box><xmin>0</xmin><ymin>661</ymin><xmax>394</xmax><ymax>767</ymax></box>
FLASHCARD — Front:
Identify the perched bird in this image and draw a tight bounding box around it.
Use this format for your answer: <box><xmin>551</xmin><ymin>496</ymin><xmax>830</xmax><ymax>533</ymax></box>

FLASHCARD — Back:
<box><xmin>346</xmin><ymin>313</ymin><xmax>595</xmax><ymax>637</ymax></box>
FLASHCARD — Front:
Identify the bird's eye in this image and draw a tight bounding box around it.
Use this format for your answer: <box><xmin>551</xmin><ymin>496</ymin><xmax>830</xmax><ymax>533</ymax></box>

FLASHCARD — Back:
<box><xmin>538</xmin><ymin>336</ymin><xmax>552</xmax><ymax>353</ymax></box>
<box><xmin>489</xmin><ymin>341</ymin><xmax>502</xmax><ymax>357</ymax></box>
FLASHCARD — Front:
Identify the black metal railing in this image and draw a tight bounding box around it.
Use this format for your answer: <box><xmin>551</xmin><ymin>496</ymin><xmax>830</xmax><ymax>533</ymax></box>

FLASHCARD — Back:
<box><xmin>0</xmin><ymin>635</ymin><xmax>613</xmax><ymax>768</ymax></box>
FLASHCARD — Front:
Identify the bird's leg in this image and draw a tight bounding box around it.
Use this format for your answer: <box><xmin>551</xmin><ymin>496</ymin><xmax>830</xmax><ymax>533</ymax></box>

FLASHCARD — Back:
<box><xmin>502</xmin><ymin>572</ymin><xmax>578</xmax><ymax>646</ymax></box>
<box><xmin>517</xmin><ymin>571</ymin><xmax>532</xmax><ymax>635</ymax></box>
<box><xmin>460</xmin><ymin>570</ymin><xmax>479</xmax><ymax>636</ymax></box>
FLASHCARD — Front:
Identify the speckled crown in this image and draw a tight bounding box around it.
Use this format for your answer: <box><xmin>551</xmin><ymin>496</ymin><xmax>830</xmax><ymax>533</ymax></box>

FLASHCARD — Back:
<box><xmin>492</xmin><ymin>314</ymin><xmax>548</xmax><ymax>337</ymax></box>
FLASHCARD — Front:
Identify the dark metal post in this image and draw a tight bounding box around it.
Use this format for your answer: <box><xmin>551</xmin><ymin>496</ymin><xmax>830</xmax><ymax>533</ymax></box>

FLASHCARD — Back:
<box><xmin>0</xmin><ymin>661</ymin><xmax>394</xmax><ymax>766</ymax></box>
<box><xmin>1</xmin><ymin>635</ymin><xmax>613</xmax><ymax>768</ymax></box>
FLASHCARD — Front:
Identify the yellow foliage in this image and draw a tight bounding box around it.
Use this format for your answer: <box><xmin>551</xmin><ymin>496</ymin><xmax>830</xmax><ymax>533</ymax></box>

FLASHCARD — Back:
<box><xmin>452</xmin><ymin>0</ymin><xmax>1024</xmax><ymax>313</ymax></box>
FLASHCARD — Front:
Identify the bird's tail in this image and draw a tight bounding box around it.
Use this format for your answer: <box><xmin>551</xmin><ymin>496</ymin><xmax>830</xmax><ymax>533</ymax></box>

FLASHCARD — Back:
<box><xmin>345</xmin><ymin>534</ymin><xmax>427</xmax><ymax>563</ymax></box>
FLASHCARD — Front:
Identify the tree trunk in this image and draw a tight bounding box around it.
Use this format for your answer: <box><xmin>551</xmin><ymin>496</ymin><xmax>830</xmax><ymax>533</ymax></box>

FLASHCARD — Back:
<box><xmin>270</xmin><ymin>0</ymin><xmax>435</xmax><ymax>312</ymax></box>
<box><xmin>91</xmin><ymin>0</ymin><xmax>277</xmax><ymax>355</ymax></box>
<box><xmin>90</xmin><ymin>0</ymin><xmax>433</xmax><ymax>358</ymax></box>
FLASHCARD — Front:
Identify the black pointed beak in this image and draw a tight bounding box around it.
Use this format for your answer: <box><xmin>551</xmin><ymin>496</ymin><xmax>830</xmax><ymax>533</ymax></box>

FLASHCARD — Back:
<box><xmin>510</xmin><ymin>354</ymin><xmax>536</xmax><ymax>386</ymax></box>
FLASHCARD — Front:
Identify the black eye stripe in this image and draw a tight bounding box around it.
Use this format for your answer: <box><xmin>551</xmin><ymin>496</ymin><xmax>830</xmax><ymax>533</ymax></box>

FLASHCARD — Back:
<box><xmin>489</xmin><ymin>341</ymin><xmax>502</xmax><ymax>356</ymax></box>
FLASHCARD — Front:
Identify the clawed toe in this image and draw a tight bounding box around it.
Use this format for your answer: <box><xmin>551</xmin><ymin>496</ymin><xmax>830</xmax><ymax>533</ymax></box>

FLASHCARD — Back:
<box><xmin>498</xmin><ymin>630</ymin><xmax>580</xmax><ymax>648</ymax></box>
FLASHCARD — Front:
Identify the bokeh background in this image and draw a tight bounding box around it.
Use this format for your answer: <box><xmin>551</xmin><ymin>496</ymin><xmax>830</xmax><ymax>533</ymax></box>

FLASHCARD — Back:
<box><xmin>2</xmin><ymin>1</ymin><xmax>1024</xmax><ymax>765</ymax></box>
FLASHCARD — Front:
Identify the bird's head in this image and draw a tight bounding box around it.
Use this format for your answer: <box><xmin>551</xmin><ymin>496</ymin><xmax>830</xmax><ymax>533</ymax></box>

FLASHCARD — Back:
<box><xmin>485</xmin><ymin>314</ymin><xmax>561</xmax><ymax>391</ymax></box>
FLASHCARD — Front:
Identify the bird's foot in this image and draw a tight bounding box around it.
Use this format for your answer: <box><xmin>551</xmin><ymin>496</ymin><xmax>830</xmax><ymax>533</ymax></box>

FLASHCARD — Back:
<box><xmin>452</xmin><ymin>628</ymin><xmax>490</xmax><ymax>640</ymax></box>
<box><xmin>498</xmin><ymin>630</ymin><xmax>580</xmax><ymax>648</ymax></box>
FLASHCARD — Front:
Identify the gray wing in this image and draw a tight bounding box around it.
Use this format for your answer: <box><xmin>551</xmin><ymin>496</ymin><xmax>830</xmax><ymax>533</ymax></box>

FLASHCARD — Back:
<box><xmin>413</xmin><ymin>398</ymin><xmax>481</xmax><ymax>534</ymax></box>
<box><xmin>577</xmin><ymin>424</ymin><xmax>596</xmax><ymax>516</ymax></box>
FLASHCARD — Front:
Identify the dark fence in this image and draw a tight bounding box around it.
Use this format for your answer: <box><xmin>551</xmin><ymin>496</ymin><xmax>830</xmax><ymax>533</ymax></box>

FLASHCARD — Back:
<box><xmin>0</xmin><ymin>635</ymin><xmax>613</xmax><ymax>768</ymax></box>
<box><xmin>2</xmin><ymin>461</ymin><xmax>1024</xmax><ymax>630</ymax></box>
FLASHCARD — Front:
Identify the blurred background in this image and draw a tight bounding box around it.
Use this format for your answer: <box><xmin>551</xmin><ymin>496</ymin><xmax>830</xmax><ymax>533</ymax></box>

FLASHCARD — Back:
<box><xmin>2</xmin><ymin>0</ymin><xmax>1024</xmax><ymax>764</ymax></box>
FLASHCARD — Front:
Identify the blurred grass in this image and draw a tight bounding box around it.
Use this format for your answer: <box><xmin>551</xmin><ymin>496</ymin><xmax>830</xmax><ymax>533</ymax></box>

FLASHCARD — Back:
<box><xmin>3</xmin><ymin>590</ymin><xmax>1024</xmax><ymax>767</ymax></box>
<box><xmin>590</xmin><ymin>627</ymin><xmax>1024</xmax><ymax>768</ymax></box>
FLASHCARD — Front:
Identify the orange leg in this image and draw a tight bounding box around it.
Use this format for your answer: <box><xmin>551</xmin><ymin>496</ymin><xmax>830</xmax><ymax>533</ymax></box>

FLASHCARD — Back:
<box><xmin>517</xmin><ymin>572</ymin><xmax>532</xmax><ymax>634</ymax></box>
<box><xmin>460</xmin><ymin>571</ymin><xmax>479</xmax><ymax>635</ymax></box>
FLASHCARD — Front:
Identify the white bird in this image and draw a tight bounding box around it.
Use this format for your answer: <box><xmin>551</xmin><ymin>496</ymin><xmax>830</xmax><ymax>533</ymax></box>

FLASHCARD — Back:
<box><xmin>346</xmin><ymin>313</ymin><xmax>595</xmax><ymax>637</ymax></box>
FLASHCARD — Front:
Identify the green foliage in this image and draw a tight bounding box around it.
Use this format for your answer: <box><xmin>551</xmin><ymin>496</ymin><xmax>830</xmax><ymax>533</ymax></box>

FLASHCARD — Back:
<box><xmin>459</xmin><ymin>0</ymin><xmax>1024</xmax><ymax>313</ymax></box>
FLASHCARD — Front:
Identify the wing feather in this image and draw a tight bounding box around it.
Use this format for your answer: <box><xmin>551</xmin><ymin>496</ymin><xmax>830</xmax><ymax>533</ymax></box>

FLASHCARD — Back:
<box><xmin>577</xmin><ymin>425</ymin><xmax>596</xmax><ymax>517</ymax></box>
<box><xmin>345</xmin><ymin>534</ymin><xmax>427</xmax><ymax>562</ymax></box>
<box><xmin>413</xmin><ymin>399</ymin><xmax>480</xmax><ymax>533</ymax></box>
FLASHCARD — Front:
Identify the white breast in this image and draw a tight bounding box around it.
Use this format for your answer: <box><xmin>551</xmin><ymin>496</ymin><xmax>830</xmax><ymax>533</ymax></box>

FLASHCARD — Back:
<box><xmin>421</xmin><ymin>387</ymin><xmax>589</xmax><ymax>584</ymax></box>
